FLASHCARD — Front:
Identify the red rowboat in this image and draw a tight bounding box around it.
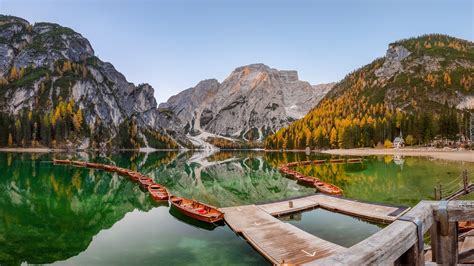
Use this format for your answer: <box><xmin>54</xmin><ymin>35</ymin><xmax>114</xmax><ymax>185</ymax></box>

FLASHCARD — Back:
<box><xmin>138</xmin><ymin>176</ymin><xmax>154</xmax><ymax>188</ymax></box>
<box><xmin>148</xmin><ymin>184</ymin><xmax>169</xmax><ymax>201</ymax></box>
<box><xmin>53</xmin><ymin>159</ymin><xmax>71</xmax><ymax>165</ymax></box>
<box><xmin>297</xmin><ymin>175</ymin><xmax>318</xmax><ymax>187</ymax></box>
<box><xmin>85</xmin><ymin>162</ymin><xmax>102</xmax><ymax>169</ymax></box>
<box><xmin>169</xmin><ymin>196</ymin><xmax>224</xmax><ymax>224</ymax></box>
<box><xmin>347</xmin><ymin>158</ymin><xmax>363</xmax><ymax>163</ymax></box>
<box><xmin>72</xmin><ymin>160</ymin><xmax>87</xmax><ymax>167</ymax></box>
<box><xmin>314</xmin><ymin>180</ymin><xmax>343</xmax><ymax>195</ymax></box>
<box><xmin>459</xmin><ymin>221</ymin><xmax>474</xmax><ymax>233</ymax></box>
<box><xmin>115</xmin><ymin>167</ymin><xmax>131</xmax><ymax>176</ymax></box>
<box><xmin>128</xmin><ymin>172</ymin><xmax>142</xmax><ymax>182</ymax></box>
<box><xmin>102</xmin><ymin>165</ymin><xmax>116</xmax><ymax>172</ymax></box>
<box><xmin>313</xmin><ymin>159</ymin><xmax>326</xmax><ymax>164</ymax></box>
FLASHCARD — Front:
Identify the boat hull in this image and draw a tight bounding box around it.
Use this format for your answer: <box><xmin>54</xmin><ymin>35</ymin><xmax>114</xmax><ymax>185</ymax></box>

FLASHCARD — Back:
<box><xmin>53</xmin><ymin>159</ymin><xmax>71</xmax><ymax>165</ymax></box>
<box><xmin>148</xmin><ymin>184</ymin><xmax>169</xmax><ymax>201</ymax></box>
<box><xmin>314</xmin><ymin>181</ymin><xmax>343</xmax><ymax>195</ymax></box>
<box><xmin>170</xmin><ymin>196</ymin><xmax>224</xmax><ymax>224</ymax></box>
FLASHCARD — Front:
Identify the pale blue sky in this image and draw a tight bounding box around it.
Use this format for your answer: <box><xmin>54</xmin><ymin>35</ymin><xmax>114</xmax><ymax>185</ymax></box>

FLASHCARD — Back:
<box><xmin>1</xmin><ymin>0</ymin><xmax>472</xmax><ymax>103</ymax></box>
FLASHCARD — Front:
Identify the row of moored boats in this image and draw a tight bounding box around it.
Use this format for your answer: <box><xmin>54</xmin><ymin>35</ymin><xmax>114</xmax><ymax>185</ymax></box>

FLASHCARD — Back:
<box><xmin>53</xmin><ymin>159</ymin><xmax>224</xmax><ymax>224</ymax></box>
<box><xmin>277</xmin><ymin>158</ymin><xmax>362</xmax><ymax>195</ymax></box>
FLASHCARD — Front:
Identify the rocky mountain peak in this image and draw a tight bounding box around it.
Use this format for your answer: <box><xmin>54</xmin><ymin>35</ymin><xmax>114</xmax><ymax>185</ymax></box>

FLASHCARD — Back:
<box><xmin>0</xmin><ymin>15</ymin><xmax>184</xmax><ymax>149</ymax></box>
<box><xmin>161</xmin><ymin>63</ymin><xmax>334</xmax><ymax>146</ymax></box>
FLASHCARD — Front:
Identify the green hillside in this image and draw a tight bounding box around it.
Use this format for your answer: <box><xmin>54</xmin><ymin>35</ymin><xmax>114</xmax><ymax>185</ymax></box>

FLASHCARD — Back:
<box><xmin>266</xmin><ymin>34</ymin><xmax>474</xmax><ymax>150</ymax></box>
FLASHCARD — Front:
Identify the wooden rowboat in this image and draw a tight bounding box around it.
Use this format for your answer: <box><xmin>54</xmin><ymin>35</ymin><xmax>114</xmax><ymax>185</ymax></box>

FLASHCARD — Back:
<box><xmin>138</xmin><ymin>176</ymin><xmax>154</xmax><ymax>189</ymax></box>
<box><xmin>53</xmin><ymin>159</ymin><xmax>71</xmax><ymax>165</ymax></box>
<box><xmin>278</xmin><ymin>167</ymin><xmax>289</xmax><ymax>173</ymax></box>
<box><xmin>459</xmin><ymin>221</ymin><xmax>474</xmax><ymax>233</ymax></box>
<box><xmin>347</xmin><ymin>158</ymin><xmax>363</xmax><ymax>163</ymax></box>
<box><xmin>169</xmin><ymin>196</ymin><xmax>224</xmax><ymax>224</ymax></box>
<box><xmin>148</xmin><ymin>184</ymin><xmax>169</xmax><ymax>201</ymax></box>
<box><xmin>128</xmin><ymin>172</ymin><xmax>142</xmax><ymax>182</ymax></box>
<box><xmin>296</xmin><ymin>176</ymin><xmax>318</xmax><ymax>187</ymax></box>
<box><xmin>72</xmin><ymin>160</ymin><xmax>87</xmax><ymax>167</ymax></box>
<box><xmin>314</xmin><ymin>181</ymin><xmax>343</xmax><ymax>195</ymax></box>
<box><xmin>115</xmin><ymin>167</ymin><xmax>132</xmax><ymax>176</ymax></box>
<box><xmin>313</xmin><ymin>159</ymin><xmax>326</xmax><ymax>164</ymax></box>
<box><xmin>102</xmin><ymin>164</ymin><xmax>116</xmax><ymax>172</ymax></box>
<box><xmin>85</xmin><ymin>162</ymin><xmax>102</xmax><ymax>169</ymax></box>
<box><xmin>284</xmin><ymin>171</ymin><xmax>298</xmax><ymax>180</ymax></box>
<box><xmin>329</xmin><ymin>159</ymin><xmax>345</xmax><ymax>163</ymax></box>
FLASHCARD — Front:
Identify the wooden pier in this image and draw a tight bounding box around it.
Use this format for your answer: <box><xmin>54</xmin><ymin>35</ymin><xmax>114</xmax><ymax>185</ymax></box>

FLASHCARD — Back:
<box><xmin>259</xmin><ymin>194</ymin><xmax>409</xmax><ymax>223</ymax></box>
<box><xmin>220</xmin><ymin>194</ymin><xmax>410</xmax><ymax>264</ymax></box>
<box><xmin>220</xmin><ymin>205</ymin><xmax>345</xmax><ymax>265</ymax></box>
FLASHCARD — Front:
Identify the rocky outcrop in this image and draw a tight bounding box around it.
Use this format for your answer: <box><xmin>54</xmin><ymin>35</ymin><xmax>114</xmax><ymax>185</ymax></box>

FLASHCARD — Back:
<box><xmin>160</xmin><ymin>63</ymin><xmax>333</xmax><ymax>144</ymax></box>
<box><xmin>375</xmin><ymin>45</ymin><xmax>411</xmax><ymax>79</ymax></box>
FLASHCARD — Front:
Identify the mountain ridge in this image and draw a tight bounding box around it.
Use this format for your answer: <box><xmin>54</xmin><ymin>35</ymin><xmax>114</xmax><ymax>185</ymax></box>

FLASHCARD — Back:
<box><xmin>0</xmin><ymin>15</ymin><xmax>187</xmax><ymax>149</ymax></box>
<box><xmin>265</xmin><ymin>34</ymin><xmax>473</xmax><ymax>150</ymax></box>
<box><xmin>159</xmin><ymin>63</ymin><xmax>334</xmax><ymax>148</ymax></box>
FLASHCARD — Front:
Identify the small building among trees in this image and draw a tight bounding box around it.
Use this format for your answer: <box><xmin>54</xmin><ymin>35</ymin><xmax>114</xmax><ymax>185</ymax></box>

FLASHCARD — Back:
<box><xmin>393</xmin><ymin>136</ymin><xmax>405</xmax><ymax>149</ymax></box>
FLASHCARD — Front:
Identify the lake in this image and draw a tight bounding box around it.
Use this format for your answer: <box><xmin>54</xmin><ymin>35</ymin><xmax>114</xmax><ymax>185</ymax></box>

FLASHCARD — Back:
<box><xmin>0</xmin><ymin>151</ymin><xmax>472</xmax><ymax>265</ymax></box>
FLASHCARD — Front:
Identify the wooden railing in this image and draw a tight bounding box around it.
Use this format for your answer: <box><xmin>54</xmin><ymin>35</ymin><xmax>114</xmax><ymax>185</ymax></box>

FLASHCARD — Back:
<box><xmin>307</xmin><ymin>200</ymin><xmax>474</xmax><ymax>265</ymax></box>
<box><xmin>435</xmin><ymin>169</ymin><xmax>474</xmax><ymax>200</ymax></box>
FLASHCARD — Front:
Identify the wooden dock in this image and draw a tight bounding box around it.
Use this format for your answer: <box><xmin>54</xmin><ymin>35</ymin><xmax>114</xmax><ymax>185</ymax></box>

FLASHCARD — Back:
<box><xmin>259</xmin><ymin>194</ymin><xmax>409</xmax><ymax>223</ymax></box>
<box><xmin>220</xmin><ymin>194</ymin><xmax>409</xmax><ymax>264</ymax></box>
<box><xmin>220</xmin><ymin>205</ymin><xmax>345</xmax><ymax>264</ymax></box>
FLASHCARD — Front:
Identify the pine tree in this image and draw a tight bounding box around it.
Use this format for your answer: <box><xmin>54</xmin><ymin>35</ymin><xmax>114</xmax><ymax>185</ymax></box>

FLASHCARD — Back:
<box><xmin>330</xmin><ymin>127</ymin><xmax>338</xmax><ymax>148</ymax></box>
<box><xmin>7</xmin><ymin>133</ymin><xmax>13</xmax><ymax>147</ymax></box>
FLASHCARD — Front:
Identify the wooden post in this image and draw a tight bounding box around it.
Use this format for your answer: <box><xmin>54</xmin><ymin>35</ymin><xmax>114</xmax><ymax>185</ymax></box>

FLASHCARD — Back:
<box><xmin>430</xmin><ymin>223</ymin><xmax>438</xmax><ymax>262</ymax></box>
<box><xmin>434</xmin><ymin>187</ymin><xmax>438</xmax><ymax>200</ymax></box>
<box><xmin>433</xmin><ymin>221</ymin><xmax>458</xmax><ymax>264</ymax></box>
<box><xmin>395</xmin><ymin>242</ymin><xmax>424</xmax><ymax>266</ymax></box>
<box><xmin>439</xmin><ymin>184</ymin><xmax>443</xmax><ymax>199</ymax></box>
<box><xmin>288</xmin><ymin>200</ymin><xmax>293</xmax><ymax>208</ymax></box>
<box><xmin>463</xmin><ymin>169</ymin><xmax>468</xmax><ymax>193</ymax></box>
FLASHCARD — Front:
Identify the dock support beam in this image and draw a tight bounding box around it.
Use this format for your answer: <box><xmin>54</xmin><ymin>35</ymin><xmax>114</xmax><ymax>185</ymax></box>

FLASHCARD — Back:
<box><xmin>432</xmin><ymin>201</ymin><xmax>458</xmax><ymax>265</ymax></box>
<box><xmin>395</xmin><ymin>242</ymin><xmax>424</xmax><ymax>266</ymax></box>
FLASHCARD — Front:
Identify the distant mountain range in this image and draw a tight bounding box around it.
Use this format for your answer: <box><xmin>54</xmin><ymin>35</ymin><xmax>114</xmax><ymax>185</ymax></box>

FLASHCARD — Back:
<box><xmin>0</xmin><ymin>15</ymin><xmax>332</xmax><ymax>149</ymax></box>
<box><xmin>0</xmin><ymin>15</ymin><xmax>472</xmax><ymax>150</ymax></box>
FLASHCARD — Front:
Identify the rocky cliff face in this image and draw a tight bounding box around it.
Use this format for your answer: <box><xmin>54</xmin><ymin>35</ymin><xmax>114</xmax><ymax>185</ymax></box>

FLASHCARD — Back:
<box><xmin>160</xmin><ymin>63</ymin><xmax>333</xmax><ymax>145</ymax></box>
<box><xmin>0</xmin><ymin>15</ymin><xmax>186</xmax><ymax>149</ymax></box>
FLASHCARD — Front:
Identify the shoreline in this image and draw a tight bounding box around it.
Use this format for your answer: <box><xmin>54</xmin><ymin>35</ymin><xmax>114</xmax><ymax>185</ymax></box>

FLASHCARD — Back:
<box><xmin>1</xmin><ymin>147</ymin><xmax>473</xmax><ymax>163</ymax></box>
<box><xmin>0</xmin><ymin>148</ymin><xmax>55</xmax><ymax>153</ymax></box>
<box><xmin>321</xmin><ymin>148</ymin><xmax>474</xmax><ymax>163</ymax></box>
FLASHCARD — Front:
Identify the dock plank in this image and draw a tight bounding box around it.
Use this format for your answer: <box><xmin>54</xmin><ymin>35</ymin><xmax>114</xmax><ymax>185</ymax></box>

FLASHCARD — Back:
<box><xmin>221</xmin><ymin>205</ymin><xmax>345</xmax><ymax>264</ymax></box>
<box><xmin>258</xmin><ymin>197</ymin><xmax>318</xmax><ymax>216</ymax></box>
<box><xmin>257</xmin><ymin>194</ymin><xmax>409</xmax><ymax>223</ymax></box>
<box><xmin>220</xmin><ymin>195</ymin><xmax>410</xmax><ymax>264</ymax></box>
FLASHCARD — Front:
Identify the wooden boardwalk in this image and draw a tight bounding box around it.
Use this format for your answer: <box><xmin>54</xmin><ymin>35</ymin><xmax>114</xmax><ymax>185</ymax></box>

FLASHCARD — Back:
<box><xmin>220</xmin><ymin>205</ymin><xmax>345</xmax><ymax>264</ymax></box>
<box><xmin>220</xmin><ymin>194</ymin><xmax>409</xmax><ymax>264</ymax></box>
<box><xmin>259</xmin><ymin>194</ymin><xmax>409</xmax><ymax>223</ymax></box>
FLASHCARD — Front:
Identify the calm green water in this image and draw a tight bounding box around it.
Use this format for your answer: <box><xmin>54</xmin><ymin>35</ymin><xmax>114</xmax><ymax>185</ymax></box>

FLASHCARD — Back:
<box><xmin>0</xmin><ymin>151</ymin><xmax>472</xmax><ymax>265</ymax></box>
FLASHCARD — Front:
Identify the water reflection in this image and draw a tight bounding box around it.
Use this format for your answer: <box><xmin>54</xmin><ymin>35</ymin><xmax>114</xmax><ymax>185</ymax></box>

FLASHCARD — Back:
<box><xmin>0</xmin><ymin>153</ymin><xmax>156</xmax><ymax>265</ymax></box>
<box><xmin>0</xmin><ymin>151</ymin><xmax>472</xmax><ymax>265</ymax></box>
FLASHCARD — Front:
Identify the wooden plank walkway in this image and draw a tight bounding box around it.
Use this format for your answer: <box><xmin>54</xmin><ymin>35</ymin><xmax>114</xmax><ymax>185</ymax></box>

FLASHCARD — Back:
<box><xmin>220</xmin><ymin>205</ymin><xmax>345</xmax><ymax>264</ymax></box>
<box><xmin>259</xmin><ymin>194</ymin><xmax>409</xmax><ymax>223</ymax></box>
<box><xmin>220</xmin><ymin>195</ymin><xmax>409</xmax><ymax>264</ymax></box>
